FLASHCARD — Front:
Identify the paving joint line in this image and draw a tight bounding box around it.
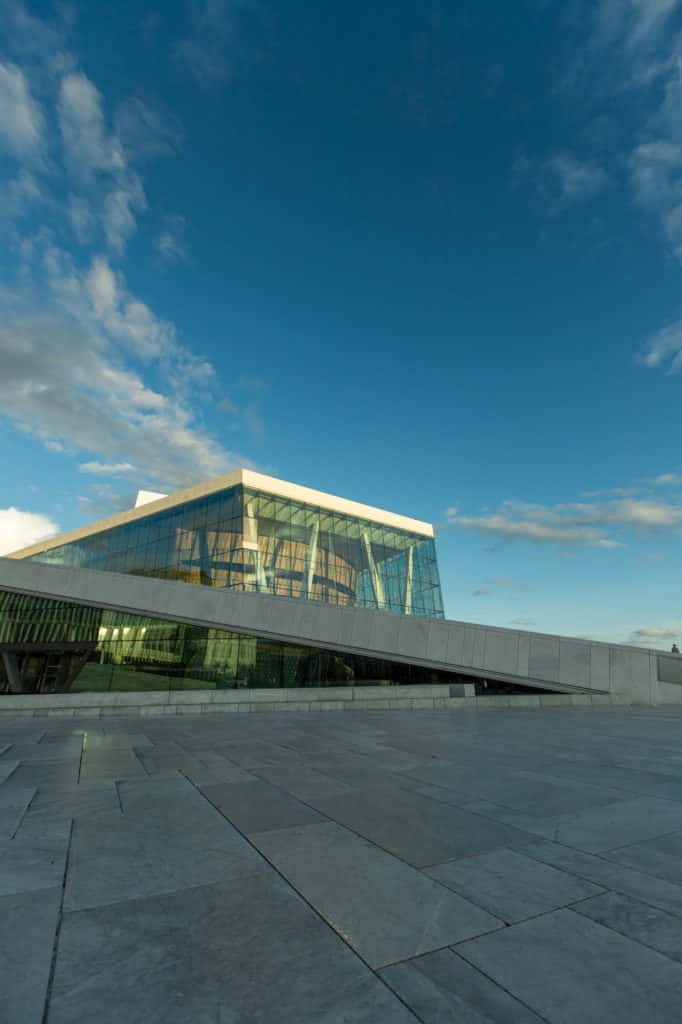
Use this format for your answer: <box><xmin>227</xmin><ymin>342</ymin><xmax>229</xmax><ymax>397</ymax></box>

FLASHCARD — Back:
<box><xmin>566</xmin><ymin>898</ymin><xmax>682</xmax><ymax>966</ymax></box>
<box><xmin>41</xmin><ymin>817</ymin><xmax>74</xmax><ymax>1024</ymax></box>
<box><xmin>180</xmin><ymin>770</ymin><xmax>427</xmax><ymax>1024</ymax></box>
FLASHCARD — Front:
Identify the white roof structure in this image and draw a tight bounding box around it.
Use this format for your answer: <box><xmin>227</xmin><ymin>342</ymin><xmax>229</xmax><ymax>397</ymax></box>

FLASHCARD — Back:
<box><xmin>7</xmin><ymin>469</ymin><xmax>434</xmax><ymax>560</ymax></box>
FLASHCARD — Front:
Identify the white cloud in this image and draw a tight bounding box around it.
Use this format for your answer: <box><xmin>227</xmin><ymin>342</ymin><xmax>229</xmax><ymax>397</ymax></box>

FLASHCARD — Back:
<box><xmin>174</xmin><ymin>0</ymin><xmax>271</xmax><ymax>89</ymax></box>
<box><xmin>102</xmin><ymin>172</ymin><xmax>146</xmax><ymax>253</ymax></box>
<box><xmin>473</xmin><ymin>588</ymin><xmax>491</xmax><ymax>596</ymax></box>
<box><xmin>174</xmin><ymin>0</ymin><xmax>236</xmax><ymax>86</ymax></box>
<box><xmin>629</xmin><ymin>140</ymin><xmax>682</xmax><ymax>258</ymax></box>
<box><xmin>652</xmin><ymin>472</ymin><xmax>682</xmax><ymax>485</ymax></box>
<box><xmin>58</xmin><ymin>72</ymin><xmax>123</xmax><ymax>178</ymax></box>
<box><xmin>79</xmin><ymin>461</ymin><xmax>136</xmax><ymax>476</ymax></box>
<box><xmin>447</xmin><ymin>494</ymin><xmax>682</xmax><ymax>547</ymax></box>
<box><xmin>596</xmin><ymin>0</ymin><xmax>678</xmax><ymax>52</ymax></box>
<box><xmin>114</xmin><ymin>97</ymin><xmax>180</xmax><ymax>162</ymax></box>
<box><xmin>0</xmin><ymin>308</ymin><xmax>253</xmax><ymax>492</ymax></box>
<box><xmin>544</xmin><ymin>153</ymin><xmax>609</xmax><ymax>205</ymax></box>
<box><xmin>0</xmin><ymin>60</ymin><xmax>45</xmax><ymax>159</ymax></box>
<box><xmin>581</xmin><ymin>487</ymin><xmax>636</xmax><ymax>497</ymax></box>
<box><xmin>0</xmin><ymin>4</ymin><xmax>261</xmax><ymax>515</ymax></box>
<box><xmin>640</xmin><ymin>317</ymin><xmax>682</xmax><ymax>373</ymax></box>
<box><xmin>57</xmin><ymin>72</ymin><xmax>149</xmax><ymax>254</ymax></box>
<box><xmin>67</xmin><ymin>194</ymin><xmax>95</xmax><ymax>242</ymax></box>
<box><xmin>85</xmin><ymin>255</ymin><xmax>117</xmax><ymax>315</ymax></box>
<box><xmin>453</xmin><ymin>513</ymin><xmax>620</xmax><ymax>547</ymax></box>
<box><xmin>510</xmin><ymin>616</ymin><xmax>536</xmax><ymax>626</ymax></box>
<box><xmin>154</xmin><ymin>214</ymin><xmax>189</xmax><ymax>264</ymax></box>
<box><xmin>0</xmin><ymin>169</ymin><xmax>43</xmax><ymax>223</ymax></box>
<box><xmin>54</xmin><ymin>253</ymin><xmax>176</xmax><ymax>361</ymax></box>
<box><xmin>629</xmin><ymin>622</ymin><xmax>682</xmax><ymax>648</ymax></box>
<box><xmin>0</xmin><ymin>506</ymin><xmax>59</xmax><ymax>555</ymax></box>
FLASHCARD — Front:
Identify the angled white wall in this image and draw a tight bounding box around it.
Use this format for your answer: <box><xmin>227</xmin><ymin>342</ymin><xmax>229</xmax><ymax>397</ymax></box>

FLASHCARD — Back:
<box><xmin>0</xmin><ymin>556</ymin><xmax>670</xmax><ymax>705</ymax></box>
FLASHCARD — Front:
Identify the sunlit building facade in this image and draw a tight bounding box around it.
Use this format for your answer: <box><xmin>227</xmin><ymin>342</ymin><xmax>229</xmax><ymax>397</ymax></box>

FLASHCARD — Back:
<box><xmin>1</xmin><ymin>471</ymin><xmax>447</xmax><ymax>694</ymax></box>
<box><xmin>23</xmin><ymin>471</ymin><xmax>444</xmax><ymax>618</ymax></box>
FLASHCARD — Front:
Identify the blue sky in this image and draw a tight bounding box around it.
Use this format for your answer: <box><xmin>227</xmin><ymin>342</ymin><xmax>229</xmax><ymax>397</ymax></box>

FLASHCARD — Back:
<box><xmin>1</xmin><ymin>0</ymin><xmax>682</xmax><ymax>648</ymax></box>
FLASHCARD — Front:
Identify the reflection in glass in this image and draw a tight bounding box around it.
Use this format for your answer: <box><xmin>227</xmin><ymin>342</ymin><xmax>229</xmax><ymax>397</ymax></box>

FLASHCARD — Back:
<box><xmin>27</xmin><ymin>483</ymin><xmax>444</xmax><ymax>618</ymax></box>
<box><xmin>0</xmin><ymin>591</ymin><xmax>457</xmax><ymax>694</ymax></box>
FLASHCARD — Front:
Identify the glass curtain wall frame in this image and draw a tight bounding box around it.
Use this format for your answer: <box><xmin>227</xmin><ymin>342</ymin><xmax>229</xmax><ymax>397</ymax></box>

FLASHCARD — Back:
<box><xmin>27</xmin><ymin>484</ymin><xmax>445</xmax><ymax>618</ymax></box>
<box><xmin>1</xmin><ymin>590</ymin><xmax>456</xmax><ymax>695</ymax></box>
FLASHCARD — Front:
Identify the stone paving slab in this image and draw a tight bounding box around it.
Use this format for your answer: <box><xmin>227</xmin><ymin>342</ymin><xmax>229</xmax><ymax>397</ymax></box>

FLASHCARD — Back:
<box><xmin>251</xmin><ymin>820</ymin><xmax>503</xmax><ymax>967</ymax></box>
<box><xmin>515</xmin><ymin>838</ymin><xmax>682</xmax><ymax>919</ymax></box>
<box><xmin>575</xmin><ymin>890</ymin><xmax>682</xmax><ymax>964</ymax></box>
<box><xmin>0</xmin><ymin>830</ymin><xmax>68</xmax><ymax>896</ymax></box>
<box><xmin>604</xmin><ymin>831</ymin><xmax>682</xmax><ymax>884</ymax></box>
<box><xmin>457</xmin><ymin>907</ymin><xmax>682</xmax><ymax>1023</ymax></box>
<box><xmin>49</xmin><ymin>879</ymin><xmax>420</xmax><ymax>1024</ymax></box>
<box><xmin>201</xmin><ymin>778</ymin><xmax>327</xmax><ymax>834</ymax></box>
<box><xmin>82</xmin><ymin>733</ymin><xmax>152</xmax><ymax>750</ymax></box>
<box><xmin>523</xmin><ymin>795</ymin><xmax>682</xmax><ymax>852</ymax></box>
<box><xmin>310</xmin><ymin>779</ymin><xmax>535</xmax><ymax>867</ymax></box>
<box><xmin>0</xmin><ymin>782</ymin><xmax>36</xmax><ymax>838</ymax></box>
<box><xmin>24</xmin><ymin>778</ymin><xmax>120</xmax><ymax>820</ymax></box>
<box><xmin>0</xmin><ymin>886</ymin><xmax>62</xmax><ymax>1024</ymax></box>
<box><xmin>252</xmin><ymin>761</ymin><xmax>356</xmax><ymax>803</ymax></box>
<box><xmin>78</xmin><ymin>748</ymin><xmax>146</xmax><ymax>781</ymax></box>
<box><xmin>64</xmin><ymin>809</ymin><xmax>267</xmax><ymax>912</ymax></box>
<box><xmin>425</xmin><ymin>847</ymin><xmax>604</xmax><ymax>923</ymax></box>
<box><xmin>380</xmin><ymin>947</ymin><xmax>546</xmax><ymax>1023</ymax></box>
<box><xmin>3</xmin><ymin>707</ymin><xmax>682</xmax><ymax>1022</ymax></box>
<box><xmin>8</xmin><ymin>758</ymin><xmax>81</xmax><ymax>788</ymax></box>
<box><xmin>0</xmin><ymin>758</ymin><xmax>18</xmax><ymax>783</ymax></box>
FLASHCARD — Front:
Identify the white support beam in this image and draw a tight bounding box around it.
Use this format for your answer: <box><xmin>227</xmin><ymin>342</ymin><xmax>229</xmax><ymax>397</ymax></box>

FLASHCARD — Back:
<box><xmin>361</xmin><ymin>530</ymin><xmax>386</xmax><ymax>609</ymax></box>
<box><xmin>404</xmin><ymin>545</ymin><xmax>413</xmax><ymax>616</ymax></box>
<box><xmin>301</xmin><ymin>521</ymin><xmax>319</xmax><ymax>600</ymax></box>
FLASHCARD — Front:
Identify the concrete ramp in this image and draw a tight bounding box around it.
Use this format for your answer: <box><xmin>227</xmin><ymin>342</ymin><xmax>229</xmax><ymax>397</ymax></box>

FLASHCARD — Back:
<box><xmin>0</xmin><ymin>557</ymin><xmax>674</xmax><ymax>705</ymax></box>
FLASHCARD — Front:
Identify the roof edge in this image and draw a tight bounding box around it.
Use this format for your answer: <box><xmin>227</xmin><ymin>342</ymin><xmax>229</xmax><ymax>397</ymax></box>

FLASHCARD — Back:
<box><xmin>6</xmin><ymin>469</ymin><xmax>434</xmax><ymax>559</ymax></box>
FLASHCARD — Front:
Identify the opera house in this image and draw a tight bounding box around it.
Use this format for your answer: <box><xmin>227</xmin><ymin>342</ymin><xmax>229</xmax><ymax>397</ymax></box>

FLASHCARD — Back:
<box><xmin>0</xmin><ymin>470</ymin><xmax>679</xmax><ymax>709</ymax></box>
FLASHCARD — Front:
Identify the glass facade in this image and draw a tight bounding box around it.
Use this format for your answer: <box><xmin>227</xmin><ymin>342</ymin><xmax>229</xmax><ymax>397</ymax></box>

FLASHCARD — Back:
<box><xmin>28</xmin><ymin>484</ymin><xmax>444</xmax><ymax>618</ymax></box>
<box><xmin>0</xmin><ymin>591</ymin><xmax>459</xmax><ymax>695</ymax></box>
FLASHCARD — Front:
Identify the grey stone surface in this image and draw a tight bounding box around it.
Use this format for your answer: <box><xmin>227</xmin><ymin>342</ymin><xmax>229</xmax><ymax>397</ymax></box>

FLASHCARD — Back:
<box><xmin>605</xmin><ymin>831</ymin><xmax>682</xmax><ymax>884</ymax></box>
<box><xmin>0</xmin><ymin>829</ymin><xmax>68</xmax><ymax>896</ymax></box>
<box><xmin>184</xmin><ymin>749</ymin><xmax>256</xmax><ymax>785</ymax></box>
<box><xmin>381</xmin><ymin>948</ymin><xmax>546</xmax><ymax>1023</ymax></box>
<box><xmin>23</xmin><ymin>779</ymin><xmax>120</xmax><ymax>822</ymax></box>
<box><xmin>0</xmin><ymin>738</ymin><xmax>82</xmax><ymax>761</ymax></box>
<box><xmin>64</xmin><ymin>792</ymin><xmax>266</xmax><ymax>911</ymax></box>
<box><xmin>50</xmin><ymin>878</ymin><xmax>419</xmax><ymax>1024</ymax></box>
<box><xmin>83</xmin><ymin>732</ymin><xmax>152</xmax><ymax>750</ymax></box>
<box><xmin>575</xmin><ymin>890</ymin><xmax>682</xmax><ymax>963</ymax></box>
<box><xmin>311</xmin><ymin>779</ymin><xmax>534</xmax><ymax>866</ymax></box>
<box><xmin>458</xmin><ymin>907</ymin><xmax>682</xmax><ymax>1024</ymax></box>
<box><xmin>516</xmin><ymin>838</ymin><xmax>682</xmax><ymax>919</ymax></box>
<box><xmin>0</xmin><ymin>782</ymin><xmax>36</xmax><ymax>838</ymax></box>
<box><xmin>0</xmin><ymin>886</ymin><xmax>62</xmax><ymax>1024</ymax></box>
<box><xmin>78</xmin><ymin>748</ymin><xmax>147</xmax><ymax>781</ymax></box>
<box><xmin>524</xmin><ymin>796</ymin><xmax>682</xmax><ymax>852</ymax></box>
<box><xmin>133</xmin><ymin>742</ymin><xmax>212</xmax><ymax>779</ymax></box>
<box><xmin>201</xmin><ymin>779</ymin><xmax>327</xmax><ymax>833</ymax></box>
<box><xmin>251</xmin><ymin>820</ymin><xmax>503</xmax><ymax>967</ymax></box>
<box><xmin>8</xmin><ymin>758</ymin><xmax>80</xmax><ymax>787</ymax></box>
<box><xmin>0</xmin><ymin>758</ymin><xmax>18</xmax><ymax>783</ymax></box>
<box><xmin>425</xmin><ymin>848</ymin><xmax>603</xmax><ymax>923</ymax></box>
<box><xmin>3</xmin><ymin>706</ymin><xmax>682</xmax><ymax>1021</ymax></box>
<box><xmin>248</xmin><ymin>761</ymin><xmax>354</xmax><ymax>803</ymax></box>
